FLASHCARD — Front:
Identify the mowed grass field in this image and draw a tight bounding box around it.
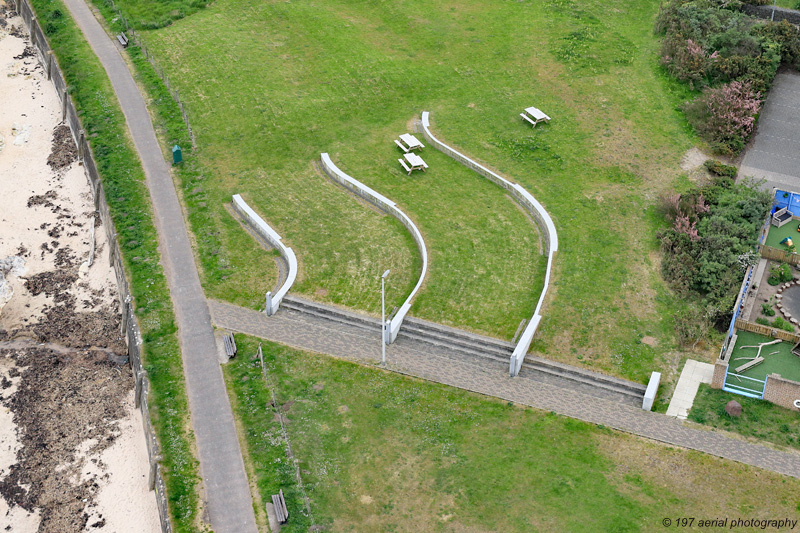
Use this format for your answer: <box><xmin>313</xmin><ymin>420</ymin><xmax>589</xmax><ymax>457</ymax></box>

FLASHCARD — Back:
<box><xmin>225</xmin><ymin>337</ymin><xmax>800</xmax><ymax>532</ymax></box>
<box><xmin>131</xmin><ymin>0</ymin><xmax>698</xmax><ymax>380</ymax></box>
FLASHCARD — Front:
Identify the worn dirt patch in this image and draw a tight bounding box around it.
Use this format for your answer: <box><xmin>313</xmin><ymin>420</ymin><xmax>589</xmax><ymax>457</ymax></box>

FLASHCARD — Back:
<box><xmin>641</xmin><ymin>336</ymin><xmax>658</xmax><ymax>347</ymax></box>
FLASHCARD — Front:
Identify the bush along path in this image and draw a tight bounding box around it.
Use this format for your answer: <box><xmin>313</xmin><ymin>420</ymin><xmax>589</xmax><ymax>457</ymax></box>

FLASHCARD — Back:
<box><xmin>50</xmin><ymin>0</ymin><xmax>257</xmax><ymax>530</ymax></box>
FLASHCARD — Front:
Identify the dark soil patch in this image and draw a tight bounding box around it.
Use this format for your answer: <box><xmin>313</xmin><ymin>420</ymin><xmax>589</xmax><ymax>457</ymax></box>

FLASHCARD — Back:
<box><xmin>0</xmin><ymin>344</ymin><xmax>132</xmax><ymax>532</ymax></box>
<box><xmin>27</xmin><ymin>190</ymin><xmax>57</xmax><ymax>209</ymax></box>
<box><xmin>12</xmin><ymin>43</ymin><xmax>35</xmax><ymax>60</ymax></box>
<box><xmin>47</xmin><ymin>125</ymin><xmax>78</xmax><ymax>171</ymax></box>
<box><xmin>34</xmin><ymin>300</ymin><xmax>125</xmax><ymax>352</ymax></box>
<box><xmin>24</xmin><ymin>268</ymin><xmax>78</xmax><ymax>299</ymax></box>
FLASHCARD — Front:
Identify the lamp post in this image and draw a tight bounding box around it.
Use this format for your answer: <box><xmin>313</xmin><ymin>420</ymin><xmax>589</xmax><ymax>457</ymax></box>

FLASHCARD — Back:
<box><xmin>381</xmin><ymin>269</ymin><xmax>390</xmax><ymax>366</ymax></box>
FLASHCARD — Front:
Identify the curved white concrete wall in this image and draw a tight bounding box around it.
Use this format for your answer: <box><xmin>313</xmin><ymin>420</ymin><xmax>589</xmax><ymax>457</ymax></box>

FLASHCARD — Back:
<box><xmin>420</xmin><ymin>112</ymin><xmax>558</xmax><ymax>376</ymax></box>
<box><xmin>232</xmin><ymin>194</ymin><xmax>298</xmax><ymax>316</ymax></box>
<box><xmin>320</xmin><ymin>153</ymin><xmax>428</xmax><ymax>343</ymax></box>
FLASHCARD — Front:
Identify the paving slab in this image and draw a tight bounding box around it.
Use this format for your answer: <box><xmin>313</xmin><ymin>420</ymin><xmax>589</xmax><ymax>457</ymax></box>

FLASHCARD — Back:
<box><xmin>55</xmin><ymin>1</ymin><xmax>257</xmax><ymax>530</ymax></box>
<box><xmin>666</xmin><ymin>359</ymin><xmax>714</xmax><ymax>419</ymax></box>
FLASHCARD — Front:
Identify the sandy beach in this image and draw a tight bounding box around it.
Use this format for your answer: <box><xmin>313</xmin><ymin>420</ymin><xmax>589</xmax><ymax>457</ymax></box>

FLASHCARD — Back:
<box><xmin>0</xmin><ymin>2</ymin><xmax>159</xmax><ymax>531</ymax></box>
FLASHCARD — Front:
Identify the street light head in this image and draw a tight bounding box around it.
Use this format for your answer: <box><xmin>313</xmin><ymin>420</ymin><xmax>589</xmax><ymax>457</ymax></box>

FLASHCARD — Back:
<box><xmin>382</xmin><ymin>269</ymin><xmax>391</xmax><ymax>279</ymax></box>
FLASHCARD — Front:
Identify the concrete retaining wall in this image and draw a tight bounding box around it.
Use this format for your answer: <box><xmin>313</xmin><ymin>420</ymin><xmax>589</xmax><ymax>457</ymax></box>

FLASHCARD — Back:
<box><xmin>231</xmin><ymin>194</ymin><xmax>298</xmax><ymax>316</ymax></box>
<box><xmin>420</xmin><ymin>112</ymin><xmax>558</xmax><ymax>376</ymax></box>
<box><xmin>320</xmin><ymin>153</ymin><xmax>428</xmax><ymax>343</ymax></box>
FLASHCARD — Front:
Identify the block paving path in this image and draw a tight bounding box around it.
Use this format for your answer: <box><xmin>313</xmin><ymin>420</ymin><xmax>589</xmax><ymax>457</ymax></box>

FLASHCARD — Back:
<box><xmin>58</xmin><ymin>1</ymin><xmax>257</xmax><ymax>530</ymax></box>
<box><xmin>210</xmin><ymin>299</ymin><xmax>800</xmax><ymax>480</ymax></box>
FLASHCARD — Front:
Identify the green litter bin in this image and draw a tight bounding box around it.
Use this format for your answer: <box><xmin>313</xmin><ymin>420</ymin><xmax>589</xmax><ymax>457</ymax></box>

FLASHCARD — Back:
<box><xmin>172</xmin><ymin>145</ymin><xmax>182</xmax><ymax>165</ymax></box>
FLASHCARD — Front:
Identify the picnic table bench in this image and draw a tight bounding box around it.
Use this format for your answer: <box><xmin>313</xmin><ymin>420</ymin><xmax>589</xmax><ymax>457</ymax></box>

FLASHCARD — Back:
<box><xmin>520</xmin><ymin>106</ymin><xmax>551</xmax><ymax>128</ymax></box>
<box><xmin>394</xmin><ymin>133</ymin><xmax>425</xmax><ymax>153</ymax></box>
<box><xmin>398</xmin><ymin>152</ymin><xmax>428</xmax><ymax>175</ymax></box>
<box><xmin>116</xmin><ymin>32</ymin><xmax>129</xmax><ymax>48</ymax></box>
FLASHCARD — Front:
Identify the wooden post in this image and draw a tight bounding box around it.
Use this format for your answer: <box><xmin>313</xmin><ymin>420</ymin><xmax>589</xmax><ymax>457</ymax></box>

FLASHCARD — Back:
<box><xmin>61</xmin><ymin>88</ymin><xmax>67</xmax><ymax>121</ymax></box>
<box><xmin>148</xmin><ymin>454</ymin><xmax>162</xmax><ymax>491</ymax></box>
<box><xmin>77</xmin><ymin>129</ymin><xmax>86</xmax><ymax>161</ymax></box>
<box><xmin>46</xmin><ymin>50</ymin><xmax>53</xmax><ymax>80</ymax></box>
<box><xmin>134</xmin><ymin>370</ymin><xmax>144</xmax><ymax>407</ymax></box>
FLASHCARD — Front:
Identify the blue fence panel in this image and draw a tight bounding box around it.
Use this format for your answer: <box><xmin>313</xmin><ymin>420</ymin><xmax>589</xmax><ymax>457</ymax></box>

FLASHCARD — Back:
<box><xmin>790</xmin><ymin>194</ymin><xmax>800</xmax><ymax>215</ymax></box>
<box><xmin>722</xmin><ymin>367</ymin><xmax>767</xmax><ymax>399</ymax></box>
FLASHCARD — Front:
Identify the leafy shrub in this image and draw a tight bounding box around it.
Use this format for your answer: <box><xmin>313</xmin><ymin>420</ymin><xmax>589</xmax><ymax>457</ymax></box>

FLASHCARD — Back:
<box><xmin>761</xmin><ymin>302</ymin><xmax>776</xmax><ymax>316</ymax></box>
<box><xmin>674</xmin><ymin>306</ymin><xmax>711</xmax><ymax>346</ymax></box>
<box><xmin>704</xmin><ymin>159</ymin><xmax>738</xmax><ymax>178</ymax></box>
<box><xmin>660</xmin><ymin>36</ymin><xmax>715</xmax><ymax>88</ymax></box>
<box><xmin>683</xmin><ymin>80</ymin><xmax>762</xmax><ymax>155</ymax></box>
<box><xmin>660</xmin><ymin>178</ymin><xmax>771</xmax><ymax>327</ymax></box>
<box><xmin>768</xmin><ymin>262</ymin><xmax>793</xmax><ymax>285</ymax></box>
<box><xmin>754</xmin><ymin>21</ymin><xmax>800</xmax><ymax>69</ymax></box>
<box><xmin>755</xmin><ymin>316</ymin><xmax>793</xmax><ymax>331</ymax></box>
<box><xmin>772</xmin><ymin>316</ymin><xmax>794</xmax><ymax>332</ymax></box>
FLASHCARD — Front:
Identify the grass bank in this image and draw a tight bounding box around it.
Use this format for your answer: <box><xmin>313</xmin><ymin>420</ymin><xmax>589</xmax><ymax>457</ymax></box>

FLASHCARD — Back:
<box><xmin>103</xmin><ymin>0</ymin><xmax>699</xmax><ymax>381</ymax></box>
<box><xmin>689</xmin><ymin>384</ymin><xmax>800</xmax><ymax>451</ymax></box>
<box><xmin>226</xmin><ymin>336</ymin><xmax>800</xmax><ymax>531</ymax></box>
<box><xmin>26</xmin><ymin>0</ymin><xmax>201</xmax><ymax>529</ymax></box>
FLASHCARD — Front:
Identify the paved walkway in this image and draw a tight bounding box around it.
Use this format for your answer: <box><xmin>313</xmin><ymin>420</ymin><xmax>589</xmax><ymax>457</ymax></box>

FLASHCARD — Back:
<box><xmin>741</xmin><ymin>69</ymin><xmax>800</xmax><ymax>192</ymax></box>
<box><xmin>666</xmin><ymin>360</ymin><xmax>714</xmax><ymax>419</ymax></box>
<box><xmin>210</xmin><ymin>300</ymin><xmax>800</xmax><ymax>479</ymax></box>
<box><xmin>58</xmin><ymin>1</ymin><xmax>257</xmax><ymax>531</ymax></box>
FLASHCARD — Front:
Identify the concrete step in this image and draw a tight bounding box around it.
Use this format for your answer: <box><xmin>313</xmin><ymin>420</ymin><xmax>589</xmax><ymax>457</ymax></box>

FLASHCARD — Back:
<box><xmin>281</xmin><ymin>295</ymin><xmax>379</xmax><ymax>331</ymax></box>
<box><xmin>280</xmin><ymin>294</ymin><xmax>644</xmax><ymax>403</ymax></box>
<box><xmin>522</xmin><ymin>356</ymin><xmax>646</xmax><ymax>402</ymax></box>
<box><xmin>401</xmin><ymin>318</ymin><xmax>513</xmax><ymax>360</ymax></box>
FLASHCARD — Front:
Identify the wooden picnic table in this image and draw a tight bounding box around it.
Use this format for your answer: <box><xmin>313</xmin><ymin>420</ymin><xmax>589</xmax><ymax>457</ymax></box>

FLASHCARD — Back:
<box><xmin>398</xmin><ymin>152</ymin><xmax>428</xmax><ymax>175</ymax></box>
<box><xmin>395</xmin><ymin>133</ymin><xmax>425</xmax><ymax>152</ymax></box>
<box><xmin>520</xmin><ymin>106</ymin><xmax>551</xmax><ymax>127</ymax></box>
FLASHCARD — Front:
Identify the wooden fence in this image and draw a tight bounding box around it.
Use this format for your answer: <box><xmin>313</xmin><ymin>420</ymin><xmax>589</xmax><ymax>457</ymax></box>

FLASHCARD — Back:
<box><xmin>734</xmin><ymin>318</ymin><xmax>800</xmax><ymax>343</ymax></box>
<box><xmin>758</xmin><ymin>244</ymin><xmax>800</xmax><ymax>266</ymax></box>
<box><xmin>11</xmin><ymin>1</ymin><xmax>172</xmax><ymax>531</ymax></box>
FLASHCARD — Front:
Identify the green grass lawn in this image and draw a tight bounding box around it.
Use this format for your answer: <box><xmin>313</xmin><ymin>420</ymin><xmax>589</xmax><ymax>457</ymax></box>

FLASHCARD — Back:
<box><xmin>731</xmin><ymin>331</ymin><xmax>800</xmax><ymax>383</ymax></box>
<box><xmin>100</xmin><ymin>0</ymin><xmax>701</xmax><ymax>381</ymax></box>
<box><xmin>225</xmin><ymin>336</ymin><xmax>800</xmax><ymax>532</ymax></box>
<box><xmin>689</xmin><ymin>384</ymin><xmax>800</xmax><ymax>452</ymax></box>
<box><xmin>764</xmin><ymin>220</ymin><xmax>800</xmax><ymax>249</ymax></box>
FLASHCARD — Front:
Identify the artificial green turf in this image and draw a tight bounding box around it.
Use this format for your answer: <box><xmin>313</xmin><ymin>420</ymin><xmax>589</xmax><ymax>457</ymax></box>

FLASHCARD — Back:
<box><xmin>731</xmin><ymin>331</ymin><xmax>800</xmax><ymax>383</ymax></box>
<box><xmin>764</xmin><ymin>220</ymin><xmax>800</xmax><ymax>249</ymax></box>
<box><xmin>227</xmin><ymin>336</ymin><xmax>800</xmax><ymax>531</ymax></box>
<box><xmin>98</xmin><ymin>0</ymin><xmax>699</xmax><ymax>380</ymax></box>
<box><xmin>689</xmin><ymin>384</ymin><xmax>800</xmax><ymax>451</ymax></box>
